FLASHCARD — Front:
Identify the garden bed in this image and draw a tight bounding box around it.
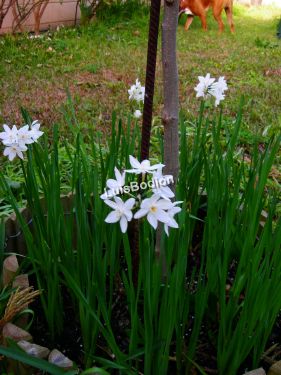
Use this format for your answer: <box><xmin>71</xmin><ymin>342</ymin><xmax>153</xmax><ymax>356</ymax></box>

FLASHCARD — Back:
<box><xmin>1</xmin><ymin>107</ymin><xmax>281</xmax><ymax>374</ymax></box>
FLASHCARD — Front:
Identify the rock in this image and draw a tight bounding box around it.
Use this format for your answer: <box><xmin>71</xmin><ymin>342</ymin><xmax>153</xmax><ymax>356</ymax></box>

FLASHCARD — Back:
<box><xmin>12</xmin><ymin>274</ymin><xmax>29</xmax><ymax>289</ymax></box>
<box><xmin>48</xmin><ymin>349</ymin><xmax>73</xmax><ymax>369</ymax></box>
<box><xmin>2</xmin><ymin>323</ymin><xmax>32</xmax><ymax>342</ymax></box>
<box><xmin>244</xmin><ymin>368</ymin><xmax>266</xmax><ymax>375</ymax></box>
<box><xmin>3</xmin><ymin>255</ymin><xmax>19</xmax><ymax>286</ymax></box>
<box><xmin>269</xmin><ymin>361</ymin><xmax>281</xmax><ymax>375</ymax></box>
<box><xmin>17</xmin><ymin>340</ymin><xmax>50</xmax><ymax>359</ymax></box>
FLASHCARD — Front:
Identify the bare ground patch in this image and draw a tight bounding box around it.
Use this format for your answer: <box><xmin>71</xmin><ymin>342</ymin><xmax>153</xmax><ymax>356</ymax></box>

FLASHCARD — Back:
<box><xmin>1</xmin><ymin>69</ymin><xmax>135</xmax><ymax>128</ymax></box>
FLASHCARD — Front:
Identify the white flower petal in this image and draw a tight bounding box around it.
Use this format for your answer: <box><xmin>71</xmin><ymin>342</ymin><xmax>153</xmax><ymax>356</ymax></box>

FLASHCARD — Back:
<box><xmin>114</xmin><ymin>167</ymin><xmax>122</xmax><ymax>182</ymax></box>
<box><xmin>124</xmin><ymin>198</ymin><xmax>135</xmax><ymax>210</ymax></box>
<box><xmin>17</xmin><ymin>150</ymin><xmax>24</xmax><ymax>159</ymax></box>
<box><xmin>150</xmin><ymin>193</ymin><xmax>161</xmax><ymax>204</ymax></box>
<box><xmin>120</xmin><ymin>216</ymin><xmax>128</xmax><ymax>233</ymax></box>
<box><xmin>107</xmin><ymin>179</ymin><xmax>119</xmax><ymax>189</ymax></box>
<box><xmin>9</xmin><ymin>152</ymin><xmax>16</xmax><ymax>161</ymax></box>
<box><xmin>134</xmin><ymin>208</ymin><xmax>148</xmax><ymax>219</ymax></box>
<box><xmin>157</xmin><ymin>199</ymin><xmax>173</xmax><ymax>210</ymax></box>
<box><xmin>166</xmin><ymin>217</ymin><xmax>179</xmax><ymax>229</ymax></box>
<box><xmin>153</xmin><ymin>186</ymin><xmax>174</xmax><ymax>199</ymax></box>
<box><xmin>3</xmin><ymin>124</ymin><xmax>10</xmax><ymax>132</ymax></box>
<box><xmin>104</xmin><ymin>199</ymin><xmax>118</xmax><ymax>210</ymax></box>
<box><xmin>18</xmin><ymin>125</ymin><xmax>29</xmax><ymax>133</ymax></box>
<box><xmin>114</xmin><ymin>196</ymin><xmax>124</xmax><ymax>206</ymax></box>
<box><xmin>141</xmin><ymin>159</ymin><xmax>150</xmax><ymax>168</ymax></box>
<box><xmin>129</xmin><ymin>155</ymin><xmax>141</xmax><ymax>169</ymax></box>
<box><xmin>154</xmin><ymin>209</ymin><xmax>171</xmax><ymax>224</ymax></box>
<box><xmin>100</xmin><ymin>191</ymin><xmax>112</xmax><ymax>200</ymax></box>
<box><xmin>146</xmin><ymin>163</ymin><xmax>165</xmax><ymax>171</ymax></box>
<box><xmin>125</xmin><ymin>168</ymin><xmax>141</xmax><ymax>174</ymax></box>
<box><xmin>141</xmin><ymin>196</ymin><xmax>156</xmax><ymax>209</ymax></box>
<box><xmin>105</xmin><ymin>211</ymin><xmax>120</xmax><ymax>223</ymax></box>
<box><xmin>164</xmin><ymin>224</ymin><xmax>169</xmax><ymax>236</ymax></box>
<box><xmin>147</xmin><ymin>212</ymin><xmax>158</xmax><ymax>229</ymax></box>
<box><xmin>124</xmin><ymin>210</ymin><xmax>133</xmax><ymax>221</ymax></box>
<box><xmin>134</xmin><ymin>110</ymin><xmax>142</xmax><ymax>119</ymax></box>
<box><xmin>168</xmin><ymin>206</ymin><xmax>181</xmax><ymax>216</ymax></box>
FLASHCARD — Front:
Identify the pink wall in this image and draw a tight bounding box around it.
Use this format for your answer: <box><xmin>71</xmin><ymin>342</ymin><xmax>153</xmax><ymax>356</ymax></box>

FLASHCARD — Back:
<box><xmin>1</xmin><ymin>0</ymin><xmax>81</xmax><ymax>34</ymax></box>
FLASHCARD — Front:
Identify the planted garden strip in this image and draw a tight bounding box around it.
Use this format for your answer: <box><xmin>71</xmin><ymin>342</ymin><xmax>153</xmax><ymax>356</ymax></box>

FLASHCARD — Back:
<box><xmin>1</xmin><ymin>111</ymin><xmax>280</xmax><ymax>373</ymax></box>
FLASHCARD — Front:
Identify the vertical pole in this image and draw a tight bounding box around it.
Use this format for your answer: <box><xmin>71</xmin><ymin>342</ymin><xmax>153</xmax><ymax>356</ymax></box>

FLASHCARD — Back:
<box><xmin>162</xmin><ymin>0</ymin><xmax>179</xmax><ymax>181</ymax></box>
<box><xmin>158</xmin><ymin>0</ymin><xmax>179</xmax><ymax>274</ymax></box>
<box><xmin>140</xmin><ymin>0</ymin><xmax>162</xmax><ymax>161</ymax></box>
<box><xmin>132</xmin><ymin>0</ymin><xmax>162</xmax><ymax>285</ymax></box>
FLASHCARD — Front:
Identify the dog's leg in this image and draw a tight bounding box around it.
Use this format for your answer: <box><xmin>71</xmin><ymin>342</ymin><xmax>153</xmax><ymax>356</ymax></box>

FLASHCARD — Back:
<box><xmin>198</xmin><ymin>12</ymin><xmax>207</xmax><ymax>31</ymax></box>
<box><xmin>189</xmin><ymin>2</ymin><xmax>207</xmax><ymax>31</ymax></box>
<box><xmin>213</xmin><ymin>6</ymin><xmax>224</xmax><ymax>33</ymax></box>
<box><xmin>184</xmin><ymin>15</ymin><xmax>194</xmax><ymax>31</ymax></box>
<box><xmin>225</xmin><ymin>7</ymin><xmax>235</xmax><ymax>33</ymax></box>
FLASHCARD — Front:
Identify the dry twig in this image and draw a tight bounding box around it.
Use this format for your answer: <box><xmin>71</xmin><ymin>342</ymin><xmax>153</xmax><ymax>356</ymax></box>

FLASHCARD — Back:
<box><xmin>0</xmin><ymin>286</ymin><xmax>40</xmax><ymax>334</ymax></box>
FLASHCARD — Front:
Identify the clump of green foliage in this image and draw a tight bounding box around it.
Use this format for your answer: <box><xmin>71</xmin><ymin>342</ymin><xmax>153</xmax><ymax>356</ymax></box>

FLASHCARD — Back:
<box><xmin>0</xmin><ymin>99</ymin><xmax>281</xmax><ymax>374</ymax></box>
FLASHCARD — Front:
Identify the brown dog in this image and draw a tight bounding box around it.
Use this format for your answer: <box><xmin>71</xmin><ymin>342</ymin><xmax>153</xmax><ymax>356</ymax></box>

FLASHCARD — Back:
<box><xmin>179</xmin><ymin>0</ymin><xmax>234</xmax><ymax>33</ymax></box>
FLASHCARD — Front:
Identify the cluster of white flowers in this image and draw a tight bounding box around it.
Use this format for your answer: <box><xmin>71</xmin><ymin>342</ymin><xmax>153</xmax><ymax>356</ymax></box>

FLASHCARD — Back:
<box><xmin>101</xmin><ymin>155</ymin><xmax>182</xmax><ymax>235</ymax></box>
<box><xmin>0</xmin><ymin>121</ymin><xmax>43</xmax><ymax>161</ymax></box>
<box><xmin>128</xmin><ymin>79</ymin><xmax>145</xmax><ymax>119</ymax></box>
<box><xmin>194</xmin><ymin>73</ymin><xmax>228</xmax><ymax>106</ymax></box>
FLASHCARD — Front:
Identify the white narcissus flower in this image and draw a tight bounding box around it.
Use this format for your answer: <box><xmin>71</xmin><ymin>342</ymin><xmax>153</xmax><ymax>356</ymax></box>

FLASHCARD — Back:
<box><xmin>0</xmin><ymin>124</ymin><xmax>18</xmax><ymax>146</ymax></box>
<box><xmin>17</xmin><ymin>125</ymin><xmax>33</xmax><ymax>147</ymax></box>
<box><xmin>1</xmin><ymin>120</ymin><xmax>43</xmax><ymax>161</ymax></box>
<box><xmin>164</xmin><ymin>201</ymin><xmax>183</xmax><ymax>236</ymax></box>
<box><xmin>100</xmin><ymin>167</ymin><xmax>126</xmax><ymax>200</ymax></box>
<box><xmin>214</xmin><ymin>91</ymin><xmax>225</xmax><ymax>107</ymax></box>
<box><xmin>134</xmin><ymin>110</ymin><xmax>142</xmax><ymax>119</ymax></box>
<box><xmin>212</xmin><ymin>76</ymin><xmax>228</xmax><ymax>107</ymax></box>
<box><xmin>126</xmin><ymin>155</ymin><xmax>164</xmax><ymax>175</ymax></box>
<box><xmin>134</xmin><ymin>194</ymin><xmax>174</xmax><ymax>230</ymax></box>
<box><xmin>100</xmin><ymin>157</ymin><xmax>182</xmax><ymax>234</ymax></box>
<box><xmin>3</xmin><ymin>144</ymin><xmax>27</xmax><ymax>161</ymax></box>
<box><xmin>128</xmin><ymin>79</ymin><xmax>145</xmax><ymax>103</ymax></box>
<box><xmin>216</xmin><ymin>76</ymin><xmax>228</xmax><ymax>92</ymax></box>
<box><xmin>194</xmin><ymin>73</ymin><xmax>228</xmax><ymax>106</ymax></box>
<box><xmin>104</xmin><ymin>196</ymin><xmax>135</xmax><ymax>233</ymax></box>
<box><xmin>194</xmin><ymin>73</ymin><xmax>216</xmax><ymax>99</ymax></box>
<box><xmin>152</xmin><ymin>169</ymin><xmax>175</xmax><ymax>200</ymax></box>
<box><xmin>29</xmin><ymin>120</ymin><xmax>43</xmax><ymax>142</ymax></box>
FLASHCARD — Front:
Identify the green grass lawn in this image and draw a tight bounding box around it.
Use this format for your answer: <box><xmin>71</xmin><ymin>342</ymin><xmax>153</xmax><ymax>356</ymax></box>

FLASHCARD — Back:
<box><xmin>0</xmin><ymin>2</ymin><xmax>280</xmax><ymax>138</ymax></box>
<box><xmin>178</xmin><ymin>5</ymin><xmax>281</xmax><ymax>137</ymax></box>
